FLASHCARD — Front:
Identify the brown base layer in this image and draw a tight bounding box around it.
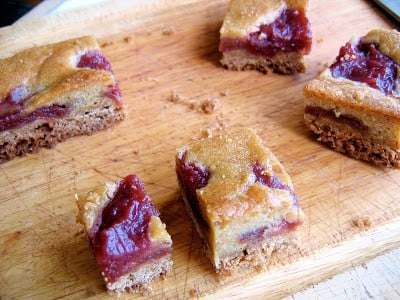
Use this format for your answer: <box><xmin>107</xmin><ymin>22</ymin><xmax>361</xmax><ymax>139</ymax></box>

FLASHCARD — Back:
<box><xmin>180</xmin><ymin>189</ymin><xmax>297</xmax><ymax>275</ymax></box>
<box><xmin>0</xmin><ymin>106</ymin><xmax>124</xmax><ymax>163</ymax></box>
<box><xmin>220</xmin><ymin>49</ymin><xmax>306</xmax><ymax>74</ymax></box>
<box><xmin>304</xmin><ymin>112</ymin><xmax>400</xmax><ymax>167</ymax></box>
<box><xmin>105</xmin><ymin>254</ymin><xmax>173</xmax><ymax>294</ymax></box>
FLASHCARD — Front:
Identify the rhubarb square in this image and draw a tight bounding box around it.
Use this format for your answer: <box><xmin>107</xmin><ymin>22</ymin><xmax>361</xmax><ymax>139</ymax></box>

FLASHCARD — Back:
<box><xmin>0</xmin><ymin>36</ymin><xmax>125</xmax><ymax>162</ymax></box>
<box><xmin>219</xmin><ymin>0</ymin><xmax>312</xmax><ymax>74</ymax></box>
<box><xmin>76</xmin><ymin>175</ymin><xmax>173</xmax><ymax>293</ymax></box>
<box><xmin>176</xmin><ymin>128</ymin><xmax>304</xmax><ymax>274</ymax></box>
<box><xmin>304</xmin><ymin>29</ymin><xmax>400</xmax><ymax>167</ymax></box>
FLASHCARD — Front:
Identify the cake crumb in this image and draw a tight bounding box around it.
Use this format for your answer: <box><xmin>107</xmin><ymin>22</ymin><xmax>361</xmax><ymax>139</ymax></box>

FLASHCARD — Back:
<box><xmin>162</xmin><ymin>26</ymin><xmax>176</xmax><ymax>36</ymax></box>
<box><xmin>189</xmin><ymin>287</ymin><xmax>200</xmax><ymax>298</ymax></box>
<box><xmin>101</xmin><ymin>41</ymin><xmax>113</xmax><ymax>48</ymax></box>
<box><xmin>167</xmin><ymin>91</ymin><xmax>219</xmax><ymax>114</ymax></box>
<box><xmin>220</xmin><ymin>89</ymin><xmax>230</xmax><ymax>96</ymax></box>
<box><xmin>352</xmin><ymin>217</ymin><xmax>372</xmax><ymax>229</ymax></box>
<box><xmin>200</xmin><ymin>98</ymin><xmax>219</xmax><ymax>114</ymax></box>
<box><xmin>316</xmin><ymin>37</ymin><xmax>324</xmax><ymax>43</ymax></box>
<box><xmin>168</xmin><ymin>90</ymin><xmax>184</xmax><ymax>103</ymax></box>
<box><xmin>124</xmin><ymin>34</ymin><xmax>134</xmax><ymax>43</ymax></box>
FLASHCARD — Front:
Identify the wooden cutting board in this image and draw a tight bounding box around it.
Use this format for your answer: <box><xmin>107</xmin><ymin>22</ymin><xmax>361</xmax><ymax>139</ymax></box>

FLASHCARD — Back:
<box><xmin>0</xmin><ymin>0</ymin><xmax>399</xmax><ymax>299</ymax></box>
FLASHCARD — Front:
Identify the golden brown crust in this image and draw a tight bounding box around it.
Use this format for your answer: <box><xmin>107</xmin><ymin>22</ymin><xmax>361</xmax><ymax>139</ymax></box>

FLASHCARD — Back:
<box><xmin>220</xmin><ymin>0</ymin><xmax>309</xmax><ymax>39</ymax></box>
<box><xmin>177</xmin><ymin>128</ymin><xmax>303</xmax><ymax>224</ymax></box>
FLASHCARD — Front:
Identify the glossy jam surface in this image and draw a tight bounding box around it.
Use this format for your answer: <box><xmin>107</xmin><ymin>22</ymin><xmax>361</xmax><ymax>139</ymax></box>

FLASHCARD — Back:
<box><xmin>220</xmin><ymin>9</ymin><xmax>312</xmax><ymax>56</ymax></box>
<box><xmin>77</xmin><ymin>49</ymin><xmax>113</xmax><ymax>73</ymax></box>
<box><xmin>252</xmin><ymin>162</ymin><xmax>298</xmax><ymax>205</ymax></box>
<box><xmin>93</xmin><ymin>175</ymin><xmax>168</xmax><ymax>282</ymax></box>
<box><xmin>0</xmin><ymin>86</ymin><xmax>69</xmax><ymax>131</ymax></box>
<box><xmin>330</xmin><ymin>41</ymin><xmax>398</xmax><ymax>95</ymax></box>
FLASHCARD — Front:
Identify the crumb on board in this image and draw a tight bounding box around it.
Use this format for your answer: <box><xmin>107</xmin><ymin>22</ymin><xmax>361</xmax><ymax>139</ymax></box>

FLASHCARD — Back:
<box><xmin>124</xmin><ymin>34</ymin><xmax>134</xmax><ymax>43</ymax></box>
<box><xmin>162</xmin><ymin>26</ymin><xmax>176</xmax><ymax>36</ymax></box>
<box><xmin>220</xmin><ymin>89</ymin><xmax>230</xmax><ymax>97</ymax></box>
<box><xmin>100</xmin><ymin>41</ymin><xmax>113</xmax><ymax>48</ymax></box>
<box><xmin>316</xmin><ymin>37</ymin><xmax>324</xmax><ymax>43</ymax></box>
<box><xmin>168</xmin><ymin>90</ymin><xmax>185</xmax><ymax>103</ymax></box>
<box><xmin>200</xmin><ymin>115</ymin><xmax>228</xmax><ymax>138</ymax></box>
<box><xmin>352</xmin><ymin>217</ymin><xmax>372</xmax><ymax>229</ymax></box>
<box><xmin>200</xmin><ymin>98</ymin><xmax>219</xmax><ymax>114</ymax></box>
<box><xmin>167</xmin><ymin>91</ymin><xmax>219</xmax><ymax>114</ymax></box>
<box><xmin>189</xmin><ymin>287</ymin><xmax>200</xmax><ymax>298</ymax></box>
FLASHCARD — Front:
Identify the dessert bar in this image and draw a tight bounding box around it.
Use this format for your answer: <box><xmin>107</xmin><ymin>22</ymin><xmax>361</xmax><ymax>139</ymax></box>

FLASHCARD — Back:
<box><xmin>304</xmin><ymin>29</ymin><xmax>400</xmax><ymax>167</ymax></box>
<box><xmin>76</xmin><ymin>175</ymin><xmax>173</xmax><ymax>293</ymax></box>
<box><xmin>0</xmin><ymin>36</ymin><xmax>125</xmax><ymax>162</ymax></box>
<box><xmin>219</xmin><ymin>0</ymin><xmax>312</xmax><ymax>74</ymax></box>
<box><xmin>176</xmin><ymin>128</ymin><xmax>304</xmax><ymax>274</ymax></box>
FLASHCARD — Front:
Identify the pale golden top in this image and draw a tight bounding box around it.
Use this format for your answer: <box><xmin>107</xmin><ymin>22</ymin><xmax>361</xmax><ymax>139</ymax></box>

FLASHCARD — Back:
<box><xmin>220</xmin><ymin>0</ymin><xmax>309</xmax><ymax>39</ymax></box>
<box><xmin>177</xmin><ymin>128</ymin><xmax>303</xmax><ymax>224</ymax></box>
<box><xmin>0</xmin><ymin>36</ymin><xmax>115</xmax><ymax>112</ymax></box>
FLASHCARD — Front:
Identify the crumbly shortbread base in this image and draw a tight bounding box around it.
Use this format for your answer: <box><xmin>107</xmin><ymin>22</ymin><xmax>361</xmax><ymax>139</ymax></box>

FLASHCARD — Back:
<box><xmin>220</xmin><ymin>49</ymin><xmax>306</xmax><ymax>74</ymax></box>
<box><xmin>304</xmin><ymin>112</ymin><xmax>400</xmax><ymax>167</ymax></box>
<box><xmin>0</xmin><ymin>105</ymin><xmax>124</xmax><ymax>162</ymax></box>
<box><xmin>106</xmin><ymin>254</ymin><xmax>173</xmax><ymax>294</ymax></box>
<box><xmin>180</xmin><ymin>190</ymin><xmax>298</xmax><ymax>275</ymax></box>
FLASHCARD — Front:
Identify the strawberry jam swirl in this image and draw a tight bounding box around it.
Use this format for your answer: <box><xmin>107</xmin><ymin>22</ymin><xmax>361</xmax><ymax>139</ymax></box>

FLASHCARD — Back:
<box><xmin>330</xmin><ymin>40</ymin><xmax>399</xmax><ymax>96</ymax></box>
<box><xmin>219</xmin><ymin>9</ymin><xmax>312</xmax><ymax>57</ymax></box>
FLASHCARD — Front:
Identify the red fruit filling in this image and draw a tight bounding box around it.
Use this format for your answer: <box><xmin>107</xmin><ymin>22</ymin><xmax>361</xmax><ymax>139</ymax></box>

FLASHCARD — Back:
<box><xmin>240</xmin><ymin>162</ymin><xmax>302</xmax><ymax>244</ymax></box>
<box><xmin>252</xmin><ymin>161</ymin><xmax>298</xmax><ymax>206</ymax></box>
<box><xmin>77</xmin><ymin>49</ymin><xmax>113</xmax><ymax>73</ymax></box>
<box><xmin>105</xmin><ymin>84</ymin><xmax>123</xmax><ymax>107</ymax></box>
<box><xmin>92</xmin><ymin>175</ymin><xmax>171</xmax><ymax>283</ymax></box>
<box><xmin>176</xmin><ymin>152</ymin><xmax>210</xmax><ymax>226</ymax></box>
<box><xmin>240</xmin><ymin>221</ymin><xmax>299</xmax><ymax>243</ymax></box>
<box><xmin>330</xmin><ymin>41</ymin><xmax>399</xmax><ymax>96</ymax></box>
<box><xmin>219</xmin><ymin>9</ymin><xmax>312</xmax><ymax>57</ymax></box>
<box><xmin>0</xmin><ymin>86</ymin><xmax>69</xmax><ymax>132</ymax></box>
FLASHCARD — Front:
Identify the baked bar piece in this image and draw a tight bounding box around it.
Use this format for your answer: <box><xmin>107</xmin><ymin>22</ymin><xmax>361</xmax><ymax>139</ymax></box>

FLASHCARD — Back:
<box><xmin>304</xmin><ymin>29</ymin><xmax>400</xmax><ymax>167</ymax></box>
<box><xmin>0</xmin><ymin>36</ymin><xmax>125</xmax><ymax>163</ymax></box>
<box><xmin>219</xmin><ymin>0</ymin><xmax>312</xmax><ymax>74</ymax></box>
<box><xmin>176</xmin><ymin>128</ymin><xmax>304</xmax><ymax>274</ymax></box>
<box><xmin>76</xmin><ymin>175</ymin><xmax>173</xmax><ymax>293</ymax></box>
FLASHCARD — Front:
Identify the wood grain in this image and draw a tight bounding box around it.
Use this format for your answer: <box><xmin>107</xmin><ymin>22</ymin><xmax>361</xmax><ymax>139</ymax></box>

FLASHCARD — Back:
<box><xmin>0</xmin><ymin>0</ymin><xmax>399</xmax><ymax>299</ymax></box>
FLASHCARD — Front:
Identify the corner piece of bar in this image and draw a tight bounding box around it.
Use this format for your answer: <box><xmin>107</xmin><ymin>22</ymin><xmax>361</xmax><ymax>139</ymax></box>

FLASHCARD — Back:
<box><xmin>76</xmin><ymin>174</ymin><xmax>173</xmax><ymax>293</ymax></box>
<box><xmin>304</xmin><ymin>29</ymin><xmax>400</xmax><ymax>167</ymax></box>
<box><xmin>219</xmin><ymin>0</ymin><xmax>312</xmax><ymax>74</ymax></box>
<box><xmin>175</xmin><ymin>128</ymin><xmax>304</xmax><ymax>274</ymax></box>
